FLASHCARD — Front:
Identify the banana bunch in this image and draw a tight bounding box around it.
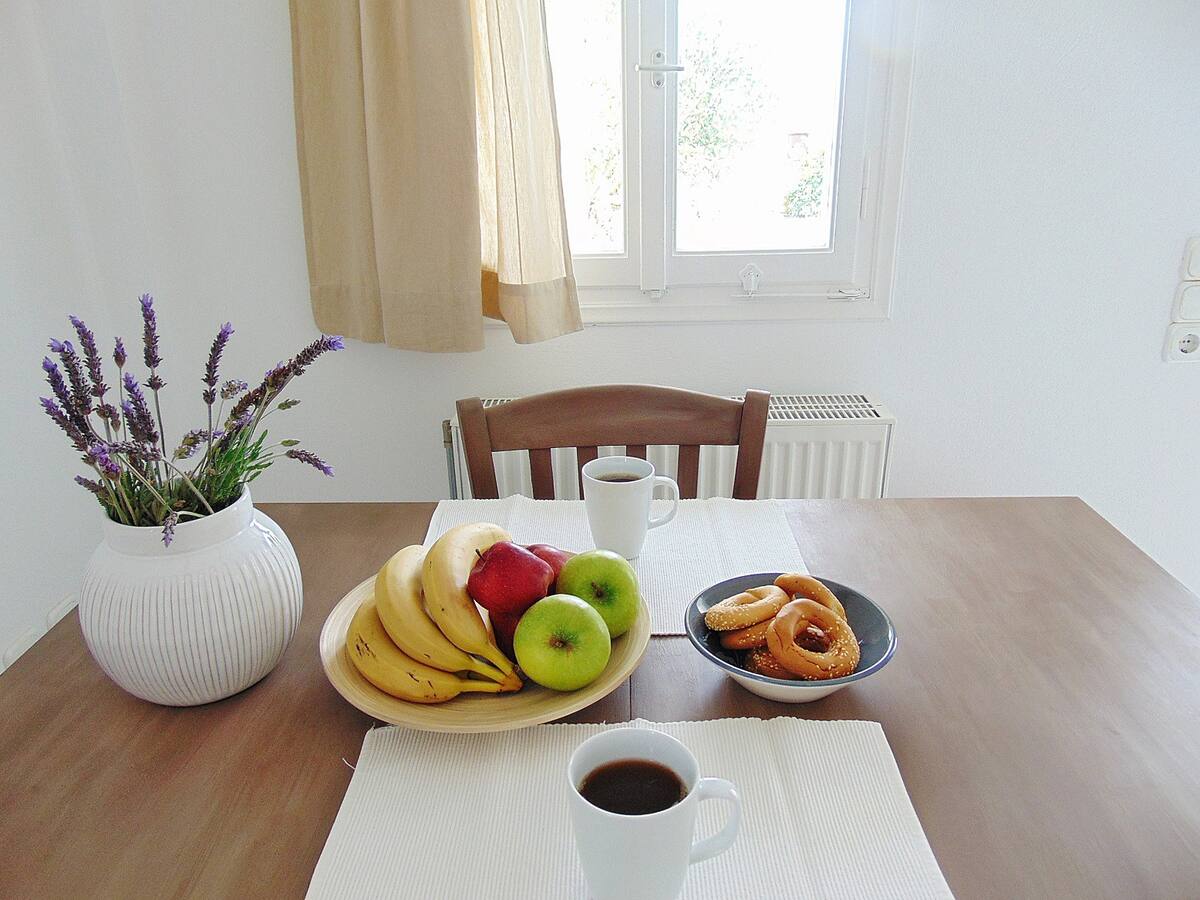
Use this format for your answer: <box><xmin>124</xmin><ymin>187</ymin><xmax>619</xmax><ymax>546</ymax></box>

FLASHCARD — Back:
<box><xmin>345</xmin><ymin>523</ymin><xmax>523</xmax><ymax>703</ymax></box>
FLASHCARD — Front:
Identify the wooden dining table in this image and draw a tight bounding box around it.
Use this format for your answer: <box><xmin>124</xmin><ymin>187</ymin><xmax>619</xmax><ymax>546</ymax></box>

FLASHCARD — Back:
<box><xmin>2</xmin><ymin>497</ymin><xmax>1199</xmax><ymax>898</ymax></box>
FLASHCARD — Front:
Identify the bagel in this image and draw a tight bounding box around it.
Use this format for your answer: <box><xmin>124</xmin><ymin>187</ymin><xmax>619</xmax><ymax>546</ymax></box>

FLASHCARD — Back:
<box><xmin>744</xmin><ymin>646</ymin><xmax>797</xmax><ymax>680</ymax></box>
<box><xmin>766</xmin><ymin>598</ymin><xmax>860</xmax><ymax>680</ymax></box>
<box><xmin>719</xmin><ymin>618</ymin><xmax>771</xmax><ymax>650</ymax></box>
<box><xmin>704</xmin><ymin>585</ymin><xmax>789</xmax><ymax>631</ymax></box>
<box><xmin>774</xmin><ymin>573</ymin><xmax>846</xmax><ymax>621</ymax></box>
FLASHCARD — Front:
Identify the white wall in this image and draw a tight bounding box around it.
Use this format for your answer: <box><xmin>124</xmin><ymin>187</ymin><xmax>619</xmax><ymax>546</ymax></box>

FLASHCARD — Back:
<box><xmin>3</xmin><ymin>0</ymin><xmax>1199</xmax><ymax>661</ymax></box>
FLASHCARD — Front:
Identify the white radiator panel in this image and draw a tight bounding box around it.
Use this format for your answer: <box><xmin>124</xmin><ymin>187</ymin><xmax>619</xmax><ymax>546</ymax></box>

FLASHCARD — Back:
<box><xmin>446</xmin><ymin>394</ymin><xmax>894</xmax><ymax>501</ymax></box>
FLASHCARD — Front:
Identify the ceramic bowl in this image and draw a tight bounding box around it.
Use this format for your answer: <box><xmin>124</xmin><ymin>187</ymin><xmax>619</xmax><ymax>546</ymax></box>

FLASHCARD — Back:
<box><xmin>684</xmin><ymin>573</ymin><xmax>896</xmax><ymax>703</ymax></box>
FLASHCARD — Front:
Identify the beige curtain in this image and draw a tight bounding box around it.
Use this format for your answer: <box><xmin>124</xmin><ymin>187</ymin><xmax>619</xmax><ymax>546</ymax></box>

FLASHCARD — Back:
<box><xmin>289</xmin><ymin>0</ymin><xmax>582</xmax><ymax>352</ymax></box>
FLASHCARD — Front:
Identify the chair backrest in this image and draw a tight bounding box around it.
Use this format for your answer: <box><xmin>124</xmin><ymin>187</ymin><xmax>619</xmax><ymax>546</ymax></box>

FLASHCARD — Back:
<box><xmin>456</xmin><ymin>385</ymin><xmax>770</xmax><ymax>500</ymax></box>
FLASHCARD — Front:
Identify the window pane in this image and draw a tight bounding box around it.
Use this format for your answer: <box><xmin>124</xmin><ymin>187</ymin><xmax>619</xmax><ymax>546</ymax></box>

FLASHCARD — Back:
<box><xmin>545</xmin><ymin>0</ymin><xmax>624</xmax><ymax>255</ymax></box>
<box><xmin>674</xmin><ymin>0</ymin><xmax>848</xmax><ymax>253</ymax></box>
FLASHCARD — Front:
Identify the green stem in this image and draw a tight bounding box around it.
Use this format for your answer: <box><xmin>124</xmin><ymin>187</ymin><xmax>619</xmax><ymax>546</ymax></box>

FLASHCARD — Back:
<box><xmin>162</xmin><ymin>459</ymin><xmax>215</xmax><ymax>516</ymax></box>
<box><xmin>122</xmin><ymin>462</ymin><xmax>174</xmax><ymax>519</ymax></box>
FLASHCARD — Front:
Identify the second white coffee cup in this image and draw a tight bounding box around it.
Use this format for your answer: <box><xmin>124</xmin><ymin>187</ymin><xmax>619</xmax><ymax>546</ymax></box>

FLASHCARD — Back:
<box><xmin>581</xmin><ymin>456</ymin><xmax>679</xmax><ymax>559</ymax></box>
<box><xmin>568</xmin><ymin>727</ymin><xmax>741</xmax><ymax>900</ymax></box>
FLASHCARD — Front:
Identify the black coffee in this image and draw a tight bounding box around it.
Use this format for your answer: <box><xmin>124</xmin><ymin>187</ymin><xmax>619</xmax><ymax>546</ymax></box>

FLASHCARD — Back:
<box><xmin>579</xmin><ymin>758</ymin><xmax>686</xmax><ymax>815</ymax></box>
<box><xmin>596</xmin><ymin>473</ymin><xmax>642</xmax><ymax>483</ymax></box>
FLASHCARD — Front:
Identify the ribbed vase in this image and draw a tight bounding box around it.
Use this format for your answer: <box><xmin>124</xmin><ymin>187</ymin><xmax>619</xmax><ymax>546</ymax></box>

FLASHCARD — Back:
<box><xmin>78</xmin><ymin>490</ymin><xmax>303</xmax><ymax>706</ymax></box>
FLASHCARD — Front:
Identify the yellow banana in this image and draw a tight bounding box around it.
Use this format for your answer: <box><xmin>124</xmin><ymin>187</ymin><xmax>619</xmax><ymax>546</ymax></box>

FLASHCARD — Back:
<box><xmin>346</xmin><ymin>594</ymin><xmax>504</xmax><ymax>703</ymax></box>
<box><xmin>423</xmin><ymin>522</ymin><xmax>517</xmax><ymax>677</ymax></box>
<box><xmin>375</xmin><ymin>544</ymin><xmax>516</xmax><ymax>688</ymax></box>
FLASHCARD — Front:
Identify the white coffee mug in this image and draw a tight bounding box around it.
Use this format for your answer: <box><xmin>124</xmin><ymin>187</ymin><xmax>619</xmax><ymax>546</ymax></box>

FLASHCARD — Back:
<box><xmin>568</xmin><ymin>727</ymin><xmax>741</xmax><ymax>900</ymax></box>
<box><xmin>581</xmin><ymin>456</ymin><xmax>679</xmax><ymax>559</ymax></box>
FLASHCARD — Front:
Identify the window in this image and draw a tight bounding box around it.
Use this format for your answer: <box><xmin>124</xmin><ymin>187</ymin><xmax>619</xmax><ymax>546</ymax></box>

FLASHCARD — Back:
<box><xmin>544</xmin><ymin>0</ymin><xmax>915</xmax><ymax>322</ymax></box>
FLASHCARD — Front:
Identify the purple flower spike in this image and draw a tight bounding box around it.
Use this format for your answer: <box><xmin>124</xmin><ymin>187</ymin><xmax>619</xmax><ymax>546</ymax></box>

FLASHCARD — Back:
<box><xmin>68</xmin><ymin>315</ymin><xmax>107</xmax><ymax>398</ymax></box>
<box><xmin>74</xmin><ymin>474</ymin><xmax>106</xmax><ymax>495</ymax></box>
<box><xmin>202</xmin><ymin>322</ymin><xmax>234</xmax><ymax>405</ymax></box>
<box><xmin>113</xmin><ymin>337</ymin><xmax>127</xmax><ymax>368</ymax></box>
<box><xmin>139</xmin><ymin>293</ymin><xmax>162</xmax><ymax>370</ymax></box>
<box><xmin>162</xmin><ymin>511</ymin><xmax>178</xmax><ymax>547</ymax></box>
<box><xmin>121</xmin><ymin>372</ymin><xmax>158</xmax><ymax>446</ymax></box>
<box><xmin>51</xmin><ymin>339</ymin><xmax>94</xmax><ymax>418</ymax></box>
<box><xmin>40</xmin><ymin>397</ymin><xmax>89</xmax><ymax>451</ymax></box>
<box><xmin>289</xmin><ymin>334</ymin><xmax>345</xmax><ymax>377</ymax></box>
<box><xmin>173</xmin><ymin>428</ymin><xmax>221</xmax><ymax>460</ymax></box>
<box><xmin>219</xmin><ymin>379</ymin><xmax>248</xmax><ymax>400</ymax></box>
<box><xmin>42</xmin><ymin>357</ymin><xmax>73</xmax><ymax>409</ymax></box>
<box><xmin>285</xmin><ymin>447</ymin><xmax>334</xmax><ymax>476</ymax></box>
<box><xmin>85</xmin><ymin>443</ymin><xmax>122</xmax><ymax>480</ymax></box>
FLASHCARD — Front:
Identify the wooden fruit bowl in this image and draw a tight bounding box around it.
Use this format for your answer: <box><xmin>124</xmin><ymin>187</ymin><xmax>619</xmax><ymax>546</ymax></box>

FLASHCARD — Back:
<box><xmin>319</xmin><ymin>576</ymin><xmax>650</xmax><ymax>733</ymax></box>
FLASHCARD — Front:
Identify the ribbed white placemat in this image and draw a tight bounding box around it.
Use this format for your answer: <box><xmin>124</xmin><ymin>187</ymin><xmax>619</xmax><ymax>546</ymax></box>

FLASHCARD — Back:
<box><xmin>422</xmin><ymin>497</ymin><xmax>807</xmax><ymax>635</ymax></box>
<box><xmin>307</xmin><ymin>718</ymin><xmax>952</xmax><ymax>899</ymax></box>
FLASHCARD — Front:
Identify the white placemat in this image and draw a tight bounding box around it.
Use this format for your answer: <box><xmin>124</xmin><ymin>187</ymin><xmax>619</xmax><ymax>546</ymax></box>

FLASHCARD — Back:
<box><xmin>307</xmin><ymin>718</ymin><xmax>952</xmax><ymax>899</ymax></box>
<box><xmin>422</xmin><ymin>497</ymin><xmax>807</xmax><ymax>635</ymax></box>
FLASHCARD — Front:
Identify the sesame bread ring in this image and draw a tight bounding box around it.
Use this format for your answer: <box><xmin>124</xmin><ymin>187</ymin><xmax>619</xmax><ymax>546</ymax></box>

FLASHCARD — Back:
<box><xmin>774</xmin><ymin>573</ymin><xmax>846</xmax><ymax>622</ymax></box>
<box><xmin>704</xmin><ymin>585</ymin><xmax>789</xmax><ymax>632</ymax></box>
<box><xmin>722</xmin><ymin>619</ymin><xmax>828</xmax><ymax>652</ymax></box>
<box><xmin>745</xmin><ymin>646</ymin><xmax>797</xmax><ymax>679</ymax></box>
<box><xmin>766</xmin><ymin>599</ymin><xmax>860</xmax><ymax>680</ymax></box>
<box><xmin>719</xmin><ymin>618</ymin><xmax>771</xmax><ymax>650</ymax></box>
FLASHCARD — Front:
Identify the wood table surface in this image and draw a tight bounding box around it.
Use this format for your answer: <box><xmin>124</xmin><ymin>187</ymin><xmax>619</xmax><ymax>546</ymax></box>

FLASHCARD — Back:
<box><xmin>3</xmin><ymin>498</ymin><xmax>1199</xmax><ymax>898</ymax></box>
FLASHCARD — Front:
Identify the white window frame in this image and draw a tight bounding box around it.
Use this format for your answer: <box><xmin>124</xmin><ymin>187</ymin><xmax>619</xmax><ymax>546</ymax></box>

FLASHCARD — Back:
<box><xmin>567</xmin><ymin>0</ymin><xmax>916</xmax><ymax>324</ymax></box>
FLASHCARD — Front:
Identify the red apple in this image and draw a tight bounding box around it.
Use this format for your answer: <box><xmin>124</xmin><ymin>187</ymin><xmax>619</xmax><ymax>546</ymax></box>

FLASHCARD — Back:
<box><xmin>525</xmin><ymin>544</ymin><xmax>576</xmax><ymax>591</ymax></box>
<box><xmin>467</xmin><ymin>541</ymin><xmax>553</xmax><ymax>616</ymax></box>
<box><xmin>490</xmin><ymin>610</ymin><xmax>522</xmax><ymax>659</ymax></box>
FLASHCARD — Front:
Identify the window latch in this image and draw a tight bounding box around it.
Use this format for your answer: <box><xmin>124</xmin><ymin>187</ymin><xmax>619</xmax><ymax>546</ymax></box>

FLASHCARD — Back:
<box><xmin>827</xmin><ymin>287</ymin><xmax>870</xmax><ymax>301</ymax></box>
<box><xmin>738</xmin><ymin>264</ymin><xmax>763</xmax><ymax>296</ymax></box>
<box><xmin>636</xmin><ymin>50</ymin><xmax>684</xmax><ymax>88</ymax></box>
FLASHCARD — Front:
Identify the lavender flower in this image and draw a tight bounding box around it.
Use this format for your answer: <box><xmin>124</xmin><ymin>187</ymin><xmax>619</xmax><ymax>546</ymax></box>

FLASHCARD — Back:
<box><xmin>97</xmin><ymin>403</ymin><xmax>122</xmax><ymax>427</ymax></box>
<box><xmin>50</xmin><ymin>339</ymin><xmax>93</xmax><ymax>418</ymax></box>
<box><xmin>289</xmin><ymin>334</ymin><xmax>345</xmax><ymax>377</ymax></box>
<box><xmin>162</xmin><ymin>511</ymin><xmax>178</xmax><ymax>548</ymax></box>
<box><xmin>139</xmin><ymin>293</ymin><xmax>162</xmax><ymax>370</ymax></box>
<box><xmin>40</xmin><ymin>397</ymin><xmax>89</xmax><ymax>451</ymax></box>
<box><xmin>74</xmin><ymin>474</ymin><xmax>106</xmax><ymax>495</ymax></box>
<box><xmin>139</xmin><ymin>294</ymin><xmax>166</xmax><ymax>395</ymax></box>
<box><xmin>224</xmin><ymin>409</ymin><xmax>254</xmax><ymax>435</ymax></box>
<box><xmin>108</xmin><ymin>440</ymin><xmax>162</xmax><ymax>463</ymax></box>
<box><xmin>285</xmin><ymin>448</ymin><xmax>334</xmax><ymax>476</ymax></box>
<box><xmin>68</xmin><ymin>315</ymin><xmax>108</xmax><ymax>399</ymax></box>
<box><xmin>121</xmin><ymin>372</ymin><xmax>158</xmax><ymax>446</ymax></box>
<box><xmin>173</xmin><ymin>428</ymin><xmax>223</xmax><ymax>460</ymax></box>
<box><xmin>202</xmin><ymin>322</ymin><xmax>234</xmax><ymax>405</ymax></box>
<box><xmin>40</xmin><ymin>304</ymin><xmax>342</xmax><ymax>542</ymax></box>
<box><xmin>220</xmin><ymin>379</ymin><xmax>248</xmax><ymax>400</ymax></box>
<box><xmin>85</xmin><ymin>443</ymin><xmax>122</xmax><ymax>480</ymax></box>
<box><xmin>42</xmin><ymin>356</ymin><xmax>73</xmax><ymax>410</ymax></box>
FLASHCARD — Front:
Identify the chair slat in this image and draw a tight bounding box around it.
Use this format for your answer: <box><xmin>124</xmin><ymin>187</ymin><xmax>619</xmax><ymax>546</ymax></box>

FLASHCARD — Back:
<box><xmin>626</xmin><ymin>444</ymin><xmax>647</xmax><ymax>460</ymax></box>
<box><xmin>576</xmin><ymin>445</ymin><xmax>599</xmax><ymax>496</ymax></box>
<box><xmin>529</xmin><ymin>448</ymin><xmax>555</xmax><ymax>500</ymax></box>
<box><xmin>677</xmin><ymin>444</ymin><xmax>700</xmax><ymax>499</ymax></box>
<box><xmin>731</xmin><ymin>389</ymin><xmax>770</xmax><ymax>500</ymax></box>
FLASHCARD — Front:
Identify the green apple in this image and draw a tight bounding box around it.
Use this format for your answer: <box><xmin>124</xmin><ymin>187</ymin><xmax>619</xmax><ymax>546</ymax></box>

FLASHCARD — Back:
<box><xmin>514</xmin><ymin>594</ymin><xmax>611</xmax><ymax>691</ymax></box>
<box><xmin>555</xmin><ymin>550</ymin><xmax>641</xmax><ymax>638</ymax></box>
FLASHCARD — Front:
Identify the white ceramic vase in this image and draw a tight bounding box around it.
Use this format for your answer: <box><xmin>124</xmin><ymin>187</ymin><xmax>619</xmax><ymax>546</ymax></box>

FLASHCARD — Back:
<box><xmin>78</xmin><ymin>490</ymin><xmax>303</xmax><ymax>706</ymax></box>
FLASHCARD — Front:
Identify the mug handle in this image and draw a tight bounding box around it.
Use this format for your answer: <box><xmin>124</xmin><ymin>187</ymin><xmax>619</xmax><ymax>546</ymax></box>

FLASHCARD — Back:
<box><xmin>647</xmin><ymin>475</ymin><xmax>679</xmax><ymax>530</ymax></box>
<box><xmin>688</xmin><ymin>777</ymin><xmax>741</xmax><ymax>864</ymax></box>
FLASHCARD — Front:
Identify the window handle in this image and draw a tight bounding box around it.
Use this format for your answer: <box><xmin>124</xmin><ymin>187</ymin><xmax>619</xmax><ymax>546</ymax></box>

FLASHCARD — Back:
<box><xmin>637</xmin><ymin>50</ymin><xmax>683</xmax><ymax>87</ymax></box>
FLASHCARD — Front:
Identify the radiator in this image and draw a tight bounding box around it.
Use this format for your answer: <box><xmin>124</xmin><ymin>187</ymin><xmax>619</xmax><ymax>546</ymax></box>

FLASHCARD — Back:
<box><xmin>443</xmin><ymin>394</ymin><xmax>894</xmax><ymax>500</ymax></box>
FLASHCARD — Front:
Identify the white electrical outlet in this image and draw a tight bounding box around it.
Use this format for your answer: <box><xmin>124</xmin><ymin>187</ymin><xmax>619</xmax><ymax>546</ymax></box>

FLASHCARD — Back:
<box><xmin>1164</xmin><ymin>322</ymin><xmax>1200</xmax><ymax>361</ymax></box>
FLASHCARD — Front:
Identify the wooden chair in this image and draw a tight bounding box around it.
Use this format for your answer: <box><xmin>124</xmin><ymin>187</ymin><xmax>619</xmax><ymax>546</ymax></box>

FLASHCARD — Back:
<box><xmin>456</xmin><ymin>385</ymin><xmax>770</xmax><ymax>500</ymax></box>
